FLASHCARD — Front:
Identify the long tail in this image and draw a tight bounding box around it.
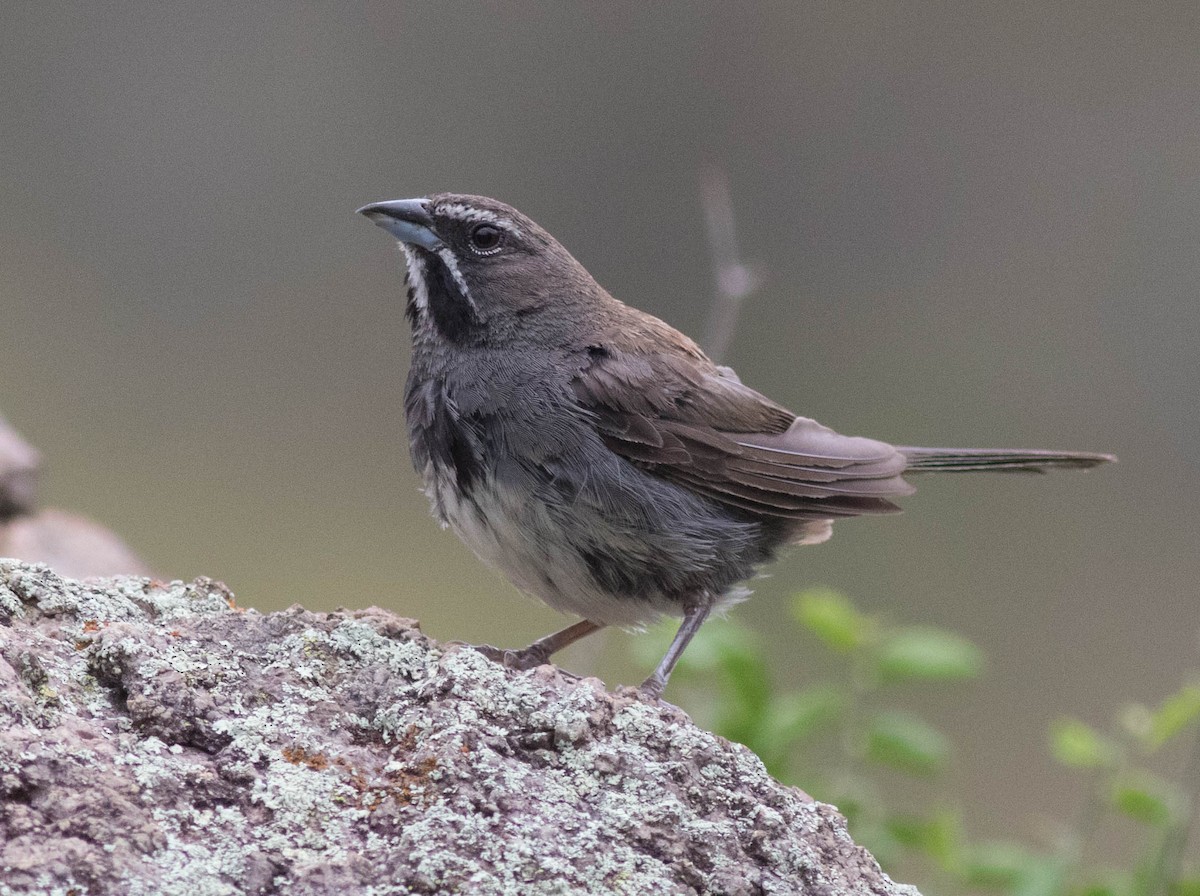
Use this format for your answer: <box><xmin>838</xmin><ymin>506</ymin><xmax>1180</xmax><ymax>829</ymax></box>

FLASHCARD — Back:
<box><xmin>898</xmin><ymin>446</ymin><xmax>1116</xmax><ymax>474</ymax></box>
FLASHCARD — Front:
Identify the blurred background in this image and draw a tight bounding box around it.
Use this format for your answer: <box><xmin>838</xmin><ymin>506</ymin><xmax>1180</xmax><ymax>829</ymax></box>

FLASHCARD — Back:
<box><xmin>1</xmin><ymin>0</ymin><xmax>1196</xmax><ymax>864</ymax></box>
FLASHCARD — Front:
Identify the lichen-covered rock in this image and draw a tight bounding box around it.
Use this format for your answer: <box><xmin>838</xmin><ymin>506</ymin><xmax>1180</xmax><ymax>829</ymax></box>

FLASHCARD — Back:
<box><xmin>0</xmin><ymin>560</ymin><xmax>919</xmax><ymax>896</ymax></box>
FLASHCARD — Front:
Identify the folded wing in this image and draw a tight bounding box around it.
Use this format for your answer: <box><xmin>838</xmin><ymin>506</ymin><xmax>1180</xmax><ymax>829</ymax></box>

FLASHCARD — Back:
<box><xmin>571</xmin><ymin>348</ymin><xmax>913</xmax><ymax>523</ymax></box>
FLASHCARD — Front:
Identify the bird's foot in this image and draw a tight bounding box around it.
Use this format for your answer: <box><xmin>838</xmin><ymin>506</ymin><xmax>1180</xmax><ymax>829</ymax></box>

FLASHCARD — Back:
<box><xmin>638</xmin><ymin>672</ymin><xmax>667</xmax><ymax>701</ymax></box>
<box><xmin>464</xmin><ymin>642</ymin><xmax>550</xmax><ymax>671</ymax></box>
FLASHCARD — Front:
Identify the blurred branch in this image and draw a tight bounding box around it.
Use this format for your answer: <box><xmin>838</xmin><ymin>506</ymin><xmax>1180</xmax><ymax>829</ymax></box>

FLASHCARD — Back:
<box><xmin>699</xmin><ymin>166</ymin><xmax>763</xmax><ymax>365</ymax></box>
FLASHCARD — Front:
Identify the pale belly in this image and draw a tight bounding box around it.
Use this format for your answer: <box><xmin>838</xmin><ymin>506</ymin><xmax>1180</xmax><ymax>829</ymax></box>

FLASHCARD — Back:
<box><xmin>421</xmin><ymin>460</ymin><xmax>684</xmax><ymax>628</ymax></box>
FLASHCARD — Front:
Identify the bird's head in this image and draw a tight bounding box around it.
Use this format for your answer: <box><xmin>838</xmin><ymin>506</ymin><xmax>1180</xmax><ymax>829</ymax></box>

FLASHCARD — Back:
<box><xmin>358</xmin><ymin>193</ymin><xmax>601</xmax><ymax>346</ymax></box>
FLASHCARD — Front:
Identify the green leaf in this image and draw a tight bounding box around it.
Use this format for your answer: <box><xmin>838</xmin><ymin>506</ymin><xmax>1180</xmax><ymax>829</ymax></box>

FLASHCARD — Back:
<box><xmin>1111</xmin><ymin>770</ymin><xmax>1179</xmax><ymax>826</ymax></box>
<box><xmin>1149</xmin><ymin>682</ymin><xmax>1200</xmax><ymax>750</ymax></box>
<box><xmin>1050</xmin><ymin>717</ymin><xmax>1119</xmax><ymax>770</ymax></box>
<box><xmin>884</xmin><ymin>809</ymin><xmax>963</xmax><ymax>868</ymax></box>
<box><xmin>791</xmin><ymin>588</ymin><xmax>873</xmax><ymax>652</ymax></box>
<box><xmin>865</xmin><ymin>710</ymin><xmax>950</xmax><ymax>775</ymax></box>
<box><xmin>876</xmin><ymin>626</ymin><xmax>984</xmax><ymax>683</ymax></box>
<box><xmin>1169</xmin><ymin>878</ymin><xmax>1200</xmax><ymax>896</ymax></box>
<box><xmin>1010</xmin><ymin>858</ymin><xmax>1068</xmax><ymax>896</ymax></box>
<box><xmin>756</xmin><ymin>687</ymin><xmax>846</xmax><ymax>780</ymax></box>
<box><xmin>964</xmin><ymin>840</ymin><xmax>1045</xmax><ymax>889</ymax></box>
<box><xmin>1077</xmin><ymin>882</ymin><xmax>1122</xmax><ymax>896</ymax></box>
<box><xmin>849</xmin><ymin>818</ymin><xmax>901</xmax><ymax>870</ymax></box>
<box><xmin>765</xmin><ymin>686</ymin><xmax>845</xmax><ymax>745</ymax></box>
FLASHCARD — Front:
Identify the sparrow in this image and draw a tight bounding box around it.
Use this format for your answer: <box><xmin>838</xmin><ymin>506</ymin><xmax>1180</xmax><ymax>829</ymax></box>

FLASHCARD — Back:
<box><xmin>358</xmin><ymin>193</ymin><xmax>1114</xmax><ymax>698</ymax></box>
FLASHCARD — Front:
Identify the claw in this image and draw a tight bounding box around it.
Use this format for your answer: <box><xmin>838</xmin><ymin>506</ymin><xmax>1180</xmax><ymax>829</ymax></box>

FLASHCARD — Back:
<box><xmin>463</xmin><ymin>642</ymin><xmax>548</xmax><ymax>671</ymax></box>
<box><xmin>638</xmin><ymin>675</ymin><xmax>666</xmax><ymax>701</ymax></box>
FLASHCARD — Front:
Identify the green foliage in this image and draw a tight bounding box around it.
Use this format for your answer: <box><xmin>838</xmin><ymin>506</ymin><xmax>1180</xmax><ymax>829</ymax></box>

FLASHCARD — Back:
<box><xmin>1051</xmin><ymin>717</ymin><xmax>1121</xmax><ymax>770</ymax></box>
<box><xmin>962</xmin><ymin>840</ymin><xmax>1047</xmax><ymax>890</ymax></box>
<box><xmin>638</xmin><ymin>587</ymin><xmax>1200</xmax><ymax>896</ymax></box>
<box><xmin>876</xmin><ymin>627</ymin><xmax>984</xmax><ymax>683</ymax></box>
<box><xmin>759</xmin><ymin>685</ymin><xmax>844</xmax><ymax>756</ymax></box>
<box><xmin>792</xmin><ymin>588</ymin><xmax>874</xmax><ymax>652</ymax></box>
<box><xmin>1148</xmin><ymin>684</ymin><xmax>1200</xmax><ymax>751</ymax></box>
<box><xmin>1170</xmin><ymin>878</ymin><xmax>1200</xmax><ymax>896</ymax></box>
<box><xmin>1111</xmin><ymin>771</ymin><xmax>1177</xmax><ymax>827</ymax></box>
<box><xmin>866</xmin><ymin>710</ymin><xmax>950</xmax><ymax>776</ymax></box>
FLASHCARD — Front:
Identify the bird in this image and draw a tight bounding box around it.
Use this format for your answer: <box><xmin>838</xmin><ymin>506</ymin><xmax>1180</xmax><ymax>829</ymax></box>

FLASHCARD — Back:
<box><xmin>357</xmin><ymin>193</ymin><xmax>1115</xmax><ymax>699</ymax></box>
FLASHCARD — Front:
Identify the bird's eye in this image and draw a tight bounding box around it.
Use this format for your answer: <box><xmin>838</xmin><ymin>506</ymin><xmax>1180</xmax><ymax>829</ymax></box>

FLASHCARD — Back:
<box><xmin>468</xmin><ymin>223</ymin><xmax>504</xmax><ymax>255</ymax></box>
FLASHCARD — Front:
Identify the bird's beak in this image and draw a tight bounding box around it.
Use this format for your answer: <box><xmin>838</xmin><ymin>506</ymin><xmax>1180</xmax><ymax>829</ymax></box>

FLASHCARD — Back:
<box><xmin>357</xmin><ymin>198</ymin><xmax>444</xmax><ymax>251</ymax></box>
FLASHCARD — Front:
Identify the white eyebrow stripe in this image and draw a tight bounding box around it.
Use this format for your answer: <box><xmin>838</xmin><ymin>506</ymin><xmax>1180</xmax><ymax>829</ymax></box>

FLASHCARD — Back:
<box><xmin>436</xmin><ymin>202</ymin><xmax>522</xmax><ymax>236</ymax></box>
<box><xmin>436</xmin><ymin>247</ymin><xmax>477</xmax><ymax>309</ymax></box>
<box><xmin>399</xmin><ymin>244</ymin><xmax>429</xmax><ymax>314</ymax></box>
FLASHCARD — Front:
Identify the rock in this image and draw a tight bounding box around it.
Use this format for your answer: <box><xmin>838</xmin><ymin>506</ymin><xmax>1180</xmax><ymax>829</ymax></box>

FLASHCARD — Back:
<box><xmin>0</xmin><ymin>411</ymin><xmax>150</xmax><ymax>577</ymax></box>
<box><xmin>0</xmin><ymin>509</ymin><xmax>153</xmax><ymax>579</ymax></box>
<box><xmin>0</xmin><ymin>416</ymin><xmax>40</xmax><ymax>519</ymax></box>
<box><xmin>0</xmin><ymin>560</ymin><xmax>919</xmax><ymax>896</ymax></box>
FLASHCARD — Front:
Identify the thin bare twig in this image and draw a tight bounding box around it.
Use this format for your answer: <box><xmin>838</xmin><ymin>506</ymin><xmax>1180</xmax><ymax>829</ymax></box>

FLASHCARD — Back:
<box><xmin>699</xmin><ymin>167</ymin><xmax>762</xmax><ymax>365</ymax></box>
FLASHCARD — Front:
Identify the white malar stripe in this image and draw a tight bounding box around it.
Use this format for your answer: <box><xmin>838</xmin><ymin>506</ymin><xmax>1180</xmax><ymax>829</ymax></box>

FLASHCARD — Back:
<box><xmin>435</xmin><ymin>202</ymin><xmax>522</xmax><ymax>236</ymax></box>
<box><xmin>436</xmin><ymin>248</ymin><xmax>476</xmax><ymax>309</ymax></box>
<box><xmin>400</xmin><ymin>244</ymin><xmax>430</xmax><ymax>314</ymax></box>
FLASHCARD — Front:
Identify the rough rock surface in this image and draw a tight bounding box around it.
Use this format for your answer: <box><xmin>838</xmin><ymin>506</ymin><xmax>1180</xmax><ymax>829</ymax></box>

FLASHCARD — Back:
<box><xmin>0</xmin><ymin>560</ymin><xmax>919</xmax><ymax>896</ymax></box>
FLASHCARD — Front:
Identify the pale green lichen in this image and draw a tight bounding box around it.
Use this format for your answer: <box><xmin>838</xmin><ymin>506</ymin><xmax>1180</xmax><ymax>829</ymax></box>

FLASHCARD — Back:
<box><xmin>0</xmin><ymin>559</ymin><xmax>918</xmax><ymax>895</ymax></box>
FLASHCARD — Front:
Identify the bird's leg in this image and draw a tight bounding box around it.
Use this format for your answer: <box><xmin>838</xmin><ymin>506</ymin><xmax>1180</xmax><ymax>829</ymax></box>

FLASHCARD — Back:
<box><xmin>640</xmin><ymin>599</ymin><xmax>713</xmax><ymax>700</ymax></box>
<box><xmin>472</xmin><ymin>619</ymin><xmax>604</xmax><ymax>671</ymax></box>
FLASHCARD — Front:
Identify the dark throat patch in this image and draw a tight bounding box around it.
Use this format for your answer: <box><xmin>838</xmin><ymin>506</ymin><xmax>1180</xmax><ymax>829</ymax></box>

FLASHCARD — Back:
<box><xmin>412</xmin><ymin>249</ymin><xmax>483</xmax><ymax>344</ymax></box>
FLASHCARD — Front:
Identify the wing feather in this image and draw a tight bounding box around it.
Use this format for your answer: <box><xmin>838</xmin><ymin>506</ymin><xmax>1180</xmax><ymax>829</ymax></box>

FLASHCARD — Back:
<box><xmin>572</xmin><ymin>349</ymin><xmax>913</xmax><ymax>522</ymax></box>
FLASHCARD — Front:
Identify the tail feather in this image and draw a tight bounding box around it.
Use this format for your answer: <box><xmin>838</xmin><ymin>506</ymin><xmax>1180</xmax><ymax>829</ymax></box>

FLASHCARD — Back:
<box><xmin>898</xmin><ymin>446</ymin><xmax>1116</xmax><ymax>474</ymax></box>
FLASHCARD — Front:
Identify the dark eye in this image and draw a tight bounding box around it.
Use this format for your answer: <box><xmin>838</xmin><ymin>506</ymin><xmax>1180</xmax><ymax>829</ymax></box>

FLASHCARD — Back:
<box><xmin>468</xmin><ymin>224</ymin><xmax>503</xmax><ymax>254</ymax></box>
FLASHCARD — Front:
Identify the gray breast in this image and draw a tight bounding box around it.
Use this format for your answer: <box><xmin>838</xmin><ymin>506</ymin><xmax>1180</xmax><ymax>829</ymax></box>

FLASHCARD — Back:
<box><xmin>403</xmin><ymin>355</ymin><xmax>784</xmax><ymax>627</ymax></box>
